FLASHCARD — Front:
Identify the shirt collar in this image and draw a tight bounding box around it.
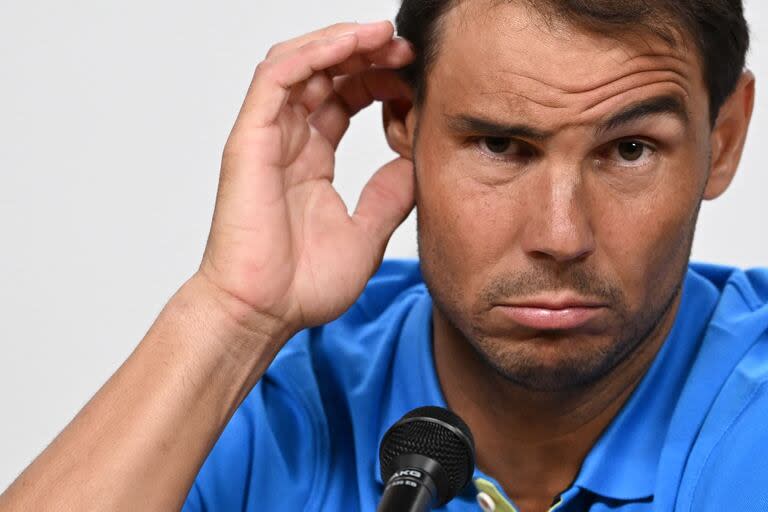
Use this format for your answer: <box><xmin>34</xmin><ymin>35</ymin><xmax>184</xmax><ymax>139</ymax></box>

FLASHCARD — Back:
<box><xmin>573</xmin><ymin>268</ymin><xmax>719</xmax><ymax>500</ymax></box>
<box><xmin>373</xmin><ymin>286</ymin><xmax>447</xmax><ymax>485</ymax></box>
<box><xmin>373</xmin><ymin>267</ymin><xmax>720</xmax><ymax>503</ymax></box>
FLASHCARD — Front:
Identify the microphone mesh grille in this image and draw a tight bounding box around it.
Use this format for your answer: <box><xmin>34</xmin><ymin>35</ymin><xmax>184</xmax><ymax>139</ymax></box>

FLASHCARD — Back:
<box><xmin>380</xmin><ymin>407</ymin><xmax>474</xmax><ymax>494</ymax></box>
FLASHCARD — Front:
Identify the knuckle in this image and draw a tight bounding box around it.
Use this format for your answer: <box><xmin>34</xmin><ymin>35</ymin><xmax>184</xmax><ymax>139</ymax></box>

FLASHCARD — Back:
<box><xmin>254</xmin><ymin>59</ymin><xmax>276</xmax><ymax>80</ymax></box>
<box><xmin>222</xmin><ymin>131</ymin><xmax>246</xmax><ymax>160</ymax></box>
<box><xmin>265</xmin><ymin>42</ymin><xmax>284</xmax><ymax>59</ymax></box>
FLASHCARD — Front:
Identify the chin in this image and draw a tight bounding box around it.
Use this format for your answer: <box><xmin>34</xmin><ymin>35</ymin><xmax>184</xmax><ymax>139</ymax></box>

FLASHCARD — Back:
<box><xmin>468</xmin><ymin>333</ymin><xmax>636</xmax><ymax>392</ymax></box>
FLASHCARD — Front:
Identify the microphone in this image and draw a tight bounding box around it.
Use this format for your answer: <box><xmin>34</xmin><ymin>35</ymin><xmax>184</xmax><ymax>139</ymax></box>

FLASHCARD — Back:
<box><xmin>377</xmin><ymin>406</ymin><xmax>476</xmax><ymax>512</ymax></box>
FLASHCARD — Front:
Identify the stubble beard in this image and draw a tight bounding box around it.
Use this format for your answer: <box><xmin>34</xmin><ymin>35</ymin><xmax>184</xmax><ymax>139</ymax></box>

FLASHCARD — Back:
<box><xmin>416</xmin><ymin>189</ymin><xmax>701</xmax><ymax>393</ymax></box>
<box><xmin>465</xmin><ymin>277</ymin><xmax>683</xmax><ymax>392</ymax></box>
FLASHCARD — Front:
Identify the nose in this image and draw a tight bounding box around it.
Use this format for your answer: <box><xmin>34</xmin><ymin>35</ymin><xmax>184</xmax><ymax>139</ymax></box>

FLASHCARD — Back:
<box><xmin>520</xmin><ymin>162</ymin><xmax>596</xmax><ymax>263</ymax></box>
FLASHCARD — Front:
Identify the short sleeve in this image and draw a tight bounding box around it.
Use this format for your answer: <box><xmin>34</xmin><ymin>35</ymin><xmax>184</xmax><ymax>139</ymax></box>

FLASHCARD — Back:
<box><xmin>687</xmin><ymin>382</ymin><xmax>768</xmax><ymax>512</ymax></box>
<box><xmin>182</xmin><ymin>332</ymin><xmax>329</xmax><ymax>511</ymax></box>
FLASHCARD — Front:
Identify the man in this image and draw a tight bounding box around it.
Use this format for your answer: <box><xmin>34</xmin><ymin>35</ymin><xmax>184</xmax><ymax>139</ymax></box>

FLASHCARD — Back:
<box><xmin>0</xmin><ymin>0</ymin><xmax>763</xmax><ymax>511</ymax></box>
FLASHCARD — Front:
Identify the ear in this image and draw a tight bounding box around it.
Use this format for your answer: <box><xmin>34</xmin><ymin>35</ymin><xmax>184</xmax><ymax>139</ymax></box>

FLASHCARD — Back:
<box><xmin>383</xmin><ymin>94</ymin><xmax>417</xmax><ymax>160</ymax></box>
<box><xmin>704</xmin><ymin>70</ymin><xmax>756</xmax><ymax>200</ymax></box>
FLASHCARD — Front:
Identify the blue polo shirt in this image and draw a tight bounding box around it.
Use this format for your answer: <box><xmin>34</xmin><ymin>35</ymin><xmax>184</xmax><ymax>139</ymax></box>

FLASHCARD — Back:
<box><xmin>182</xmin><ymin>260</ymin><xmax>768</xmax><ymax>511</ymax></box>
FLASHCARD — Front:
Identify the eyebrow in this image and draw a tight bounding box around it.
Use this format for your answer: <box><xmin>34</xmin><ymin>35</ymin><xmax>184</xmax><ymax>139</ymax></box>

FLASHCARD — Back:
<box><xmin>444</xmin><ymin>94</ymin><xmax>689</xmax><ymax>141</ymax></box>
<box><xmin>596</xmin><ymin>94</ymin><xmax>689</xmax><ymax>135</ymax></box>
<box><xmin>444</xmin><ymin>115</ymin><xmax>553</xmax><ymax>141</ymax></box>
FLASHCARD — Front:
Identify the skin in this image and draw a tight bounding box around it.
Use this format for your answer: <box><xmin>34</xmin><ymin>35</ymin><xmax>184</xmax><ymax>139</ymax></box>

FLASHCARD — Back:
<box><xmin>0</xmin><ymin>4</ymin><xmax>753</xmax><ymax>511</ymax></box>
<box><xmin>385</xmin><ymin>2</ymin><xmax>755</xmax><ymax>510</ymax></box>
<box><xmin>0</xmin><ymin>21</ymin><xmax>417</xmax><ymax>511</ymax></box>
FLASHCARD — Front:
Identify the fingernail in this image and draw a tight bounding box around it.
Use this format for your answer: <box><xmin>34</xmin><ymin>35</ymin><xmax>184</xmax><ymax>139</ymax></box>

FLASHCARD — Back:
<box><xmin>393</xmin><ymin>37</ymin><xmax>415</xmax><ymax>51</ymax></box>
<box><xmin>358</xmin><ymin>20</ymin><xmax>393</xmax><ymax>34</ymax></box>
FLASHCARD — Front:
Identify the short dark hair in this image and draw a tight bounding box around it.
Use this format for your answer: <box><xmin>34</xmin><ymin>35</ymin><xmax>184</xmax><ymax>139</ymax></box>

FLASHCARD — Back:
<box><xmin>395</xmin><ymin>0</ymin><xmax>749</xmax><ymax>125</ymax></box>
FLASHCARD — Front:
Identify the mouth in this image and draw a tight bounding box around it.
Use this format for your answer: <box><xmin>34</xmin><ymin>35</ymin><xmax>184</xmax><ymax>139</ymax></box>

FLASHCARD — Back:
<box><xmin>493</xmin><ymin>294</ymin><xmax>609</xmax><ymax>330</ymax></box>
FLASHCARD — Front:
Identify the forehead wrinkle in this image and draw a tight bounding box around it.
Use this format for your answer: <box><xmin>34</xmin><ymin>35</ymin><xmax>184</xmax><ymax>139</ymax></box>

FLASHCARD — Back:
<box><xmin>476</xmin><ymin>66</ymin><xmax>691</xmax><ymax>120</ymax></box>
<box><xmin>430</xmin><ymin>2</ymin><xmax>704</xmax><ymax>132</ymax></box>
<box><xmin>490</xmin><ymin>54</ymin><xmax>691</xmax><ymax>97</ymax></box>
<box><xmin>575</xmin><ymin>71</ymin><xmax>691</xmax><ymax>112</ymax></box>
<box><xmin>457</xmin><ymin>78</ymin><xmax>690</xmax><ymax>136</ymax></box>
<box><xmin>442</xmin><ymin>14</ymin><xmax>694</xmax><ymax>97</ymax></box>
<box><xmin>477</xmin><ymin>88</ymin><xmax>568</xmax><ymax>110</ymax></box>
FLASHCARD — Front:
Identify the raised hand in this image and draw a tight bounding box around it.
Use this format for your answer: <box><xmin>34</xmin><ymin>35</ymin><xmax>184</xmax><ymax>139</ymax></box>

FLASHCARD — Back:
<box><xmin>198</xmin><ymin>21</ymin><xmax>416</xmax><ymax>337</ymax></box>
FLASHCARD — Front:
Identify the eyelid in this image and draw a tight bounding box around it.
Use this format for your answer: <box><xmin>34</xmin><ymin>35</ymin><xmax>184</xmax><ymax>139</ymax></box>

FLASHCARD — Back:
<box><xmin>470</xmin><ymin>136</ymin><xmax>538</xmax><ymax>160</ymax></box>
<box><xmin>599</xmin><ymin>138</ymin><xmax>658</xmax><ymax>168</ymax></box>
<box><xmin>467</xmin><ymin>134</ymin><xmax>661</xmax><ymax>169</ymax></box>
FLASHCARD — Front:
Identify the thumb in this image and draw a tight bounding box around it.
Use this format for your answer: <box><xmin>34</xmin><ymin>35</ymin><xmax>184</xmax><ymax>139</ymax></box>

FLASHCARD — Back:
<box><xmin>352</xmin><ymin>157</ymin><xmax>415</xmax><ymax>257</ymax></box>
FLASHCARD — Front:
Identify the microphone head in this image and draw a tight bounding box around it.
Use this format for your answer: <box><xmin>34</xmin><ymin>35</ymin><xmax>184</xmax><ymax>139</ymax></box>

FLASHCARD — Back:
<box><xmin>379</xmin><ymin>406</ymin><xmax>476</xmax><ymax>506</ymax></box>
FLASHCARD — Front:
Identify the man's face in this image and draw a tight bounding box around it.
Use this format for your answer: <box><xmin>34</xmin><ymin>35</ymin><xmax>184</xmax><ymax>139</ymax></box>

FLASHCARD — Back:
<box><xmin>414</xmin><ymin>1</ymin><xmax>713</xmax><ymax>391</ymax></box>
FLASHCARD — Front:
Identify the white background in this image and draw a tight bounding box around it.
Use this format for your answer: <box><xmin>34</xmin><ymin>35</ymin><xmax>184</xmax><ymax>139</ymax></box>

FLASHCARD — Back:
<box><xmin>1</xmin><ymin>0</ymin><xmax>766</xmax><ymax>491</ymax></box>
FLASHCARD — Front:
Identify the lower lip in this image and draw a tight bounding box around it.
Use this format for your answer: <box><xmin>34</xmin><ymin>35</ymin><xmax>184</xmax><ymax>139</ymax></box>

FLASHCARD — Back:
<box><xmin>495</xmin><ymin>306</ymin><xmax>605</xmax><ymax>330</ymax></box>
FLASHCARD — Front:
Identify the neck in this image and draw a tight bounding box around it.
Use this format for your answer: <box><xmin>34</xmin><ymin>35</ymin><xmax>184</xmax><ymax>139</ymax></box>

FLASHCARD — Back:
<box><xmin>433</xmin><ymin>292</ymin><xmax>682</xmax><ymax>509</ymax></box>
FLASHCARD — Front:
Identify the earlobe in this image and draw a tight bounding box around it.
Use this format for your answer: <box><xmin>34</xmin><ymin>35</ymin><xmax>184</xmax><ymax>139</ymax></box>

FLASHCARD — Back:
<box><xmin>704</xmin><ymin>71</ymin><xmax>755</xmax><ymax>200</ymax></box>
<box><xmin>383</xmin><ymin>97</ymin><xmax>416</xmax><ymax>160</ymax></box>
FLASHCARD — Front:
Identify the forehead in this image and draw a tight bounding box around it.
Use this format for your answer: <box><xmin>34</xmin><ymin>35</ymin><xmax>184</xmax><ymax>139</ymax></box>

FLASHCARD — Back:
<box><xmin>428</xmin><ymin>0</ymin><xmax>707</xmax><ymax>127</ymax></box>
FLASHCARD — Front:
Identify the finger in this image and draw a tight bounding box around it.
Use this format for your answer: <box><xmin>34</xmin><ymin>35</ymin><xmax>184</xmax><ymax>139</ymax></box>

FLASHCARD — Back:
<box><xmin>295</xmin><ymin>39</ymin><xmax>414</xmax><ymax>115</ymax></box>
<box><xmin>365</xmin><ymin>38</ymin><xmax>415</xmax><ymax>68</ymax></box>
<box><xmin>326</xmin><ymin>37</ymin><xmax>415</xmax><ymax>77</ymax></box>
<box><xmin>289</xmin><ymin>71</ymin><xmax>334</xmax><ymax>112</ymax></box>
<box><xmin>309</xmin><ymin>69</ymin><xmax>413</xmax><ymax>147</ymax></box>
<box><xmin>238</xmin><ymin>33</ymin><xmax>360</xmax><ymax>130</ymax></box>
<box><xmin>266</xmin><ymin>20</ymin><xmax>394</xmax><ymax>59</ymax></box>
<box><xmin>352</xmin><ymin>157</ymin><xmax>416</xmax><ymax>258</ymax></box>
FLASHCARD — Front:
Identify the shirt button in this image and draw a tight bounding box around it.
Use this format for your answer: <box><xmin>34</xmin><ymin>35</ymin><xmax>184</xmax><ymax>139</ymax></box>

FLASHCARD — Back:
<box><xmin>476</xmin><ymin>491</ymin><xmax>496</xmax><ymax>512</ymax></box>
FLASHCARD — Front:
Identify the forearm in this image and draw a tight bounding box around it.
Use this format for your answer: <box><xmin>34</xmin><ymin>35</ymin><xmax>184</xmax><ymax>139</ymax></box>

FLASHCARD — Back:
<box><xmin>0</xmin><ymin>273</ymin><xmax>286</xmax><ymax>511</ymax></box>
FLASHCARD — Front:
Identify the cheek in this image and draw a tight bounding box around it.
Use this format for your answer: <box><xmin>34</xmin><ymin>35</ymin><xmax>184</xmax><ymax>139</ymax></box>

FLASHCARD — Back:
<box><xmin>416</xmin><ymin>143</ymin><xmax>522</xmax><ymax>295</ymax></box>
<box><xmin>598</xmin><ymin>121</ymin><xmax>711</xmax><ymax>300</ymax></box>
<box><xmin>594</xmin><ymin>167</ymin><xmax>702</xmax><ymax>310</ymax></box>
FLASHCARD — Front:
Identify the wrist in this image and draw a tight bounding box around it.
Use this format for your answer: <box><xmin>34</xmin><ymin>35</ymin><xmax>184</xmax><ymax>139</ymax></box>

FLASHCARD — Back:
<box><xmin>167</xmin><ymin>272</ymin><xmax>292</xmax><ymax>370</ymax></box>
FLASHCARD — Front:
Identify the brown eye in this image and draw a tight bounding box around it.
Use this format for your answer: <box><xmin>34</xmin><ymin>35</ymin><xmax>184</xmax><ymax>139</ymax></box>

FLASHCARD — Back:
<box><xmin>478</xmin><ymin>137</ymin><xmax>535</xmax><ymax>161</ymax></box>
<box><xmin>484</xmin><ymin>137</ymin><xmax>512</xmax><ymax>153</ymax></box>
<box><xmin>599</xmin><ymin>138</ymin><xmax>657</xmax><ymax>169</ymax></box>
<box><xmin>617</xmin><ymin>140</ymin><xmax>645</xmax><ymax>161</ymax></box>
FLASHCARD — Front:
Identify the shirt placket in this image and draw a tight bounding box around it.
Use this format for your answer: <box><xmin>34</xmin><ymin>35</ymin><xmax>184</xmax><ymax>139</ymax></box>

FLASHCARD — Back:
<box><xmin>472</xmin><ymin>478</ymin><xmax>581</xmax><ymax>512</ymax></box>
